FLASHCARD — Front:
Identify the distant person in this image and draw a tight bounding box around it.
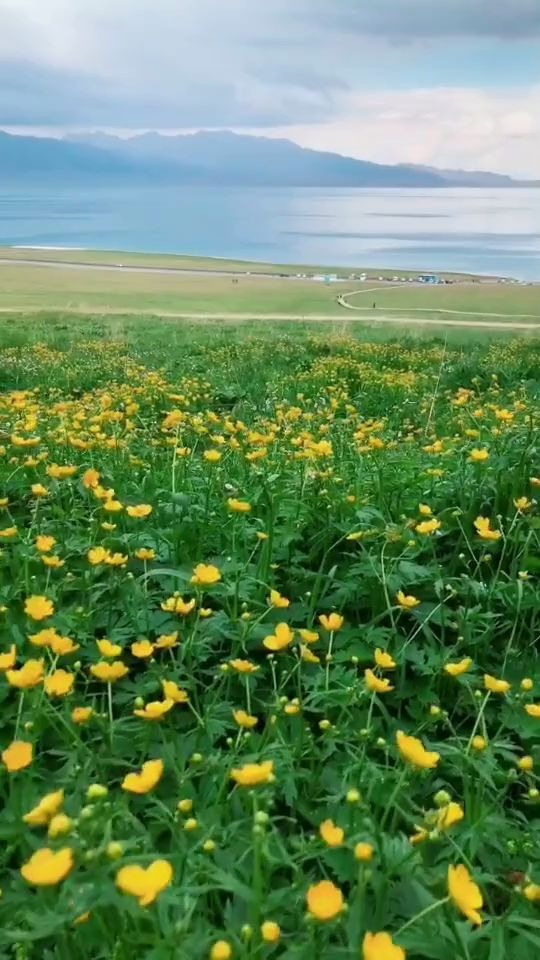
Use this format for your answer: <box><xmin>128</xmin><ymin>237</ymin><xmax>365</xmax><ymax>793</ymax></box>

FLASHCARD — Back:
<box><xmin>372</xmin><ymin>301</ymin><xmax>376</xmax><ymax>309</ymax></box>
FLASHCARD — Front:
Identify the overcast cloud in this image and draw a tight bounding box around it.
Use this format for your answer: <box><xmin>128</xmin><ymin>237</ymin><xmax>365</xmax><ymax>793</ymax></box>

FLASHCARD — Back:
<box><xmin>0</xmin><ymin>0</ymin><xmax>539</xmax><ymax>176</ymax></box>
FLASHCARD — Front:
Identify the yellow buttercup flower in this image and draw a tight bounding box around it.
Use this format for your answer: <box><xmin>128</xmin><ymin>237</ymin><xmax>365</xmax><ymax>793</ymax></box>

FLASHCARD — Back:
<box><xmin>437</xmin><ymin>802</ymin><xmax>464</xmax><ymax>830</ymax></box>
<box><xmin>88</xmin><ymin>546</ymin><xmax>109</xmax><ymax>565</ymax></box>
<box><xmin>396</xmin><ymin>591</ymin><xmax>420</xmax><ymax>610</ymax></box>
<box><xmin>263</xmin><ymin>622</ymin><xmax>294</xmax><ymax>652</ymax></box>
<box><xmin>97</xmin><ymin>638</ymin><xmax>123</xmax><ymax>658</ymax></box>
<box><xmin>230</xmin><ymin>760</ymin><xmax>274</xmax><ymax>787</ymax></box>
<box><xmin>135</xmin><ymin>547</ymin><xmax>157</xmax><ymax>561</ymax></box>
<box><xmin>35</xmin><ymin>534</ymin><xmax>56</xmax><ymax>553</ymax></box>
<box><xmin>306</xmin><ymin>880</ymin><xmax>344</xmax><ymax>921</ymax></box>
<box><xmin>319</xmin><ymin>612</ymin><xmax>344</xmax><ymax>631</ymax></box>
<box><xmin>396</xmin><ymin>730</ymin><xmax>440</xmax><ymax>769</ymax></box>
<box><xmin>416</xmin><ymin>518</ymin><xmax>441</xmax><ymax>535</ymax></box>
<box><xmin>469</xmin><ymin>448</ymin><xmax>489</xmax><ymax>463</ymax></box>
<box><xmin>24</xmin><ymin>595</ymin><xmax>54</xmax><ymax>621</ymax></box>
<box><xmin>319</xmin><ymin>819</ymin><xmax>344</xmax><ymax>847</ymax></box>
<box><xmin>155</xmin><ymin>632</ymin><xmax>179</xmax><ymax>649</ymax></box>
<box><xmin>298</xmin><ymin>628</ymin><xmax>319</xmax><ymax>644</ymax></box>
<box><xmin>44</xmin><ymin>669</ymin><xmax>74</xmax><ymax>697</ymax></box>
<box><xmin>116</xmin><ymin>859</ymin><xmax>173</xmax><ymax>906</ymax></box>
<box><xmin>210</xmin><ymin>941</ymin><xmax>232</xmax><ymax>960</ymax></box>
<box><xmin>21</xmin><ymin>847</ymin><xmax>74</xmax><ymax>886</ymax></box>
<box><xmin>161</xmin><ymin>680</ymin><xmax>189</xmax><ymax>703</ymax></box>
<box><xmin>134</xmin><ymin>699</ymin><xmax>174</xmax><ymax>720</ymax></box>
<box><xmin>23</xmin><ymin>790</ymin><xmax>64</xmax><ymax>826</ymax></box>
<box><xmin>90</xmin><ymin>661</ymin><xmax>129</xmax><ymax>682</ymax></box>
<box><xmin>203</xmin><ymin>449</ymin><xmax>222</xmax><ymax>463</ymax></box>
<box><xmin>514</xmin><ymin>496</ymin><xmax>532</xmax><ymax>512</ymax></box>
<box><xmin>518</xmin><ymin>756</ymin><xmax>534</xmax><ymax>772</ymax></box>
<box><xmin>122</xmin><ymin>758</ymin><xmax>164</xmax><ymax>794</ymax></box>
<box><xmin>228</xmin><ymin>498</ymin><xmax>251</xmax><ymax>513</ymax></box>
<box><xmin>0</xmin><ymin>526</ymin><xmax>18</xmax><ymax>539</ymax></box>
<box><xmin>418</xmin><ymin>503</ymin><xmax>432</xmax><ymax>515</ymax></box>
<box><xmin>444</xmin><ymin>658</ymin><xmax>472</xmax><ymax>677</ymax></box>
<box><xmin>374</xmin><ymin>649</ymin><xmax>396</xmax><ymax>669</ymax></box>
<box><xmin>525</xmin><ymin>703</ymin><xmax>540</xmax><ymax>718</ymax></box>
<box><xmin>474</xmin><ymin>516</ymin><xmax>502</xmax><ymax>541</ymax></box>
<box><xmin>448</xmin><ymin>864</ymin><xmax>483</xmax><ymax>925</ymax></box>
<box><xmin>269</xmin><ymin>589</ymin><xmax>290</xmax><ymax>608</ymax></box>
<box><xmin>261</xmin><ymin>921</ymin><xmax>281</xmax><ymax>943</ymax></box>
<box><xmin>72</xmin><ymin>706</ymin><xmax>93</xmax><ymax>725</ymax></box>
<box><xmin>126</xmin><ymin>504</ymin><xmax>153</xmax><ymax>518</ymax></box>
<box><xmin>233</xmin><ymin>709</ymin><xmax>258</xmax><ymax>729</ymax></box>
<box><xmin>48</xmin><ymin>814</ymin><xmax>74</xmax><ymax>838</ymax></box>
<box><xmin>355</xmin><ymin>843</ymin><xmax>374</xmax><ymax>862</ymax></box>
<box><xmin>161</xmin><ymin>595</ymin><xmax>196</xmax><ymax>615</ymax></box>
<box><xmin>524</xmin><ymin>884</ymin><xmax>540</xmax><ymax>902</ymax></box>
<box><xmin>300</xmin><ymin>644</ymin><xmax>320</xmax><ymax>663</ymax></box>
<box><xmin>131</xmin><ymin>639</ymin><xmax>154</xmax><ymax>659</ymax></box>
<box><xmin>363</xmin><ymin>932</ymin><xmax>406</xmax><ymax>960</ymax></box>
<box><xmin>471</xmin><ymin>735</ymin><xmax>487</xmax><ymax>751</ymax></box>
<box><xmin>31</xmin><ymin>483</ymin><xmax>49</xmax><ymax>497</ymax></box>
<box><xmin>364</xmin><ymin>669</ymin><xmax>394</xmax><ymax>694</ymax></box>
<box><xmin>484</xmin><ymin>674</ymin><xmax>511</xmax><ymax>694</ymax></box>
<box><xmin>82</xmin><ymin>468</ymin><xmax>100</xmax><ymax>489</ymax></box>
<box><xmin>229</xmin><ymin>659</ymin><xmax>259</xmax><ymax>674</ymax></box>
<box><xmin>2</xmin><ymin>740</ymin><xmax>33</xmax><ymax>772</ymax></box>
<box><xmin>6</xmin><ymin>658</ymin><xmax>44</xmax><ymax>689</ymax></box>
<box><xmin>0</xmin><ymin>645</ymin><xmax>17</xmax><ymax>671</ymax></box>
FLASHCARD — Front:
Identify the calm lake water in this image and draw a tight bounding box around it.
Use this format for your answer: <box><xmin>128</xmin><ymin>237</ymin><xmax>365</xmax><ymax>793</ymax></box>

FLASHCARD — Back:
<box><xmin>0</xmin><ymin>184</ymin><xmax>539</xmax><ymax>279</ymax></box>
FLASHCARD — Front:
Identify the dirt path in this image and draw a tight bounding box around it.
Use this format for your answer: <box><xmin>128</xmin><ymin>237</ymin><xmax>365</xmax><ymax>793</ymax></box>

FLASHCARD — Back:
<box><xmin>338</xmin><ymin>288</ymin><xmax>540</xmax><ymax>320</ymax></box>
<box><xmin>1</xmin><ymin>305</ymin><xmax>539</xmax><ymax>330</ymax></box>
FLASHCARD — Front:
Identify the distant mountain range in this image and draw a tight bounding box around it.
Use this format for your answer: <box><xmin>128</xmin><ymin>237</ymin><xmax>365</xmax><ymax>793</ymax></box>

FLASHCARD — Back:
<box><xmin>0</xmin><ymin>129</ymin><xmax>538</xmax><ymax>188</ymax></box>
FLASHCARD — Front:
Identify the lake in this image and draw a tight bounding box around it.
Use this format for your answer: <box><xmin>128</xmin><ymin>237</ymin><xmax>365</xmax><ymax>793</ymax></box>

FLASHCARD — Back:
<box><xmin>0</xmin><ymin>184</ymin><xmax>539</xmax><ymax>279</ymax></box>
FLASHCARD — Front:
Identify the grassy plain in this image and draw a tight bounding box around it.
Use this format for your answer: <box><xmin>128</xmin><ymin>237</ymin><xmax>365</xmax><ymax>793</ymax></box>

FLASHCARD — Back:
<box><xmin>0</xmin><ymin>313</ymin><xmax>539</xmax><ymax>959</ymax></box>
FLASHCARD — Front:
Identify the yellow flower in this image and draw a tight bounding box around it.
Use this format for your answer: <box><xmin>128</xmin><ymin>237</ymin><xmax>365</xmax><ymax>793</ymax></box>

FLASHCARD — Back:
<box><xmin>90</xmin><ymin>661</ymin><xmax>129</xmax><ymax>682</ymax></box>
<box><xmin>418</xmin><ymin>503</ymin><xmax>432</xmax><ymax>516</ymax></box>
<box><xmin>103</xmin><ymin>498</ymin><xmax>123</xmax><ymax>513</ymax></box>
<box><xmin>374</xmin><ymin>649</ymin><xmax>396</xmax><ymax>669</ymax></box>
<box><xmin>2</xmin><ymin>740</ymin><xmax>33</xmax><ymax>772</ymax></box>
<box><xmin>365</xmin><ymin>669</ymin><xmax>394</xmax><ymax>694</ymax></box>
<box><xmin>24</xmin><ymin>595</ymin><xmax>54</xmax><ymax>621</ymax></box>
<box><xmin>126</xmin><ymin>504</ymin><xmax>153</xmax><ymax>518</ymax></box>
<box><xmin>444</xmin><ymin>657</ymin><xmax>472</xmax><ymax>677</ymax></box>
<box><xmin>233</xmin><ymin>709</ymin><xmax>258</xmax><ymax>729</ymax></box>
<box><xmin>21</xmin><ymin>847</ymin><xmax>74</xmax><ymax>886</ymax></box>
<box><xmin>106</xmin><ymin>551</ymin><xmax>128</xmax><ymax>567</ymax></box>
<box><xmin>525</xmin><ymin>703</ymin><xmax>540</xmax><ymax>718</ymax></box>
<box><xmin>518</xmin><ymin>756</ymin><xmax>534</xmax><ymax>772</ymax></box>
<box><xmin>269</xmin><ymin>589</ymin><xmax>290</xmax><ymax>608</ymax></box>
<box><xmin>134</xmin><ymin>698</ymin><xmax>174</xmax><ymax>720</ymax></box>
<box><xmin>47</xmin><ymin>464</ymin><xmax>77</xmax><ymax>480</ymax></box>
<box><xmin>437</xmin><ymin>802</ymin><xmax>464</xmax><ymax>830</ymax></box>
<box><xmin>514</xmin><ymin>496</ymin><xmax>532</xmax><ymax>512</ymax></box>
<box><xmin>122</xmin><ymin>758</ymin><xmax>164</xmax><ymax>794</ymax></box>
<box><xmin>210</xmin><ymin>942</ymin><xmax>232</xmax><ymax>960</ymax></box>
<box><xmin>396</xmin><ymin>730</ymin><xmax>440</xmax><ymax>769</ymax></box>
<box><xmin>0</xmin><ymin>526</ymin><xmax>18</xmax><ymax>539</ymax></box>
<box><xmin>228</xmin><ymin>498</ymin><xmax>251</xmax><ymax>513</ymax></box>
<box><xmin>355</xmin><ymin>843</ymin><xmax>374</xmax><ymax>862</ymax></box>
<box><xmin>524</xmin><ymin>884</ymin><xmax>540</xmax><ymax>902</ymax></box>
<box><xmin>319</xmin><ymin>818</ymin><xmax>344</xmax><ymax>847</ymax></box>
<box><xmin>319</xmin><ymin>612</ymin><xmax>344</xmax><ymax>631</ymax></box>
<box><xmin>161</xmin><ymin>680</ymin><xmax>189</xmax><ymax>703</ymax></box>
<box><xmin>521</xmin><ymin>678</ymin><xmax>534</xmax><ymax>691</ymax></box>
<box><xmin>471</xmin><ymin>735</ymin><xmax>487</xmax><ymax>751</ymax></box>
<box><xmin>474</xmin><ymin>516</ymin><xmax>502</xmax><ymax>541</ymax></box>
<box><xmin>469</xmin><ymin>449</ymin><xmax>489</xmax><ymax>463</ymax></box>
<box><xmin>261</xmin><ymin>921</ymin><xmax>281</xmax><ymax>943</ymax></box>
<box><xmin>31</xmin><ymin>483</ymin><xmax>49</xmax><ymax>497</ymax></box>
<box><xmin>396</xmin><ymin>591</ymin><xmax>420</xmax><ymax>610</ymax></box>
<box><xmin>48</xmin><ymin>814</ymin><xmax>74</xmax><ymax>838</ymax></box>
<box><xmin>35</xmin><ymin>534</ymin><xmax>56</xmax><ymax>553</ymax></box>
<box><xmin>297</xmin><ymin>629</ymin><xmax>318</xmax><ymax>646</ymax></box>
<box><xmin>300</xmin><ymin>644</ymin><xmax>320</xmax><ymax>663</ymax></box>
<box><xmin>88</xmin><ymin>545</ymin><xmax>111</xmax><ymax>564</ymax></box>
<box><xmin>97</xmin><ymin>638</ymin><xmax>123</xmax><ymax>658</ymax></box>
<box><xmin>230</xmin><ymin>760</ymin><xmax>274</xmax><ymax>787</ymax></box>
<box><xmin>203</xmin><ymin>449</ymin><xmax>222</xmax><ymax>463</ymax></box>
<box><xmin>82</xmin><ymin>468</ymin><xmax>100</xmax><ymax>489</ymax></box>
<box><xmin>135</xmin><ymin>548</ymin><xmax>157</xmax><ymax>561</ymax></box>
<box><xmin>131</xmin><ymin>639</ymin><xmax>155</xmax><ymax>659</ymax></box>
<box><xmin>263</xmin><ymin>622</ymin><xmax>294</xmax><ymax>652</ymax></box>
<box><xmin>191</xmin><ymin>563</ymin><xmax>221</xmax><ymax>587</ymax></box>
<box><xmin>416</xmin><ymin>518</ymin><xmax>441</xmax><ymax>535</ymax></box>
<box><xmin>161</xmin><ymin>595</ymin><xmax>196</xmax><ymax>615</ymax></box>
<box><xmin>6</xmin><ymin>659</ymin><xmax>44</xmax><ymax>689</ymax></box>
<box><xmin>116</xmin><ymin>859</ymin><xmax>173</xmax><ymax>906</ymax></box>
<box><xmin>362</xmin><ymin>932</ymin><xmax>406</xmax><ymax>960</ymax></box>
<box><xmin>0</xmin><ymin>645</ymin><xmax>17</xmax><ymax>671</ymax></box>
<box><xmin>448</xmin><ymin>864</ymin><xmax>483</xmax><ymax>925</ymax></box>
<box><xmin>23</xmin><ymin>790</ymin><xmax>64</xmax><ymax>826</ymax></box>
<box><xmin>155</xmin><ymin>632</ymin><xmax>179</xmax><ymax>649</ymax></box>
<box><xmin>306</xmin><ymin>880</ymin><xmax>344</xmax><ymax>921</ymax></box>
<box><xmin>44</xmin><ymin>669</ymin><xmax>74</xmax><ymax>697</ymax></box>
<box><xmin>42</xmin><ymin>554</ymin><xmax>65</xmax><ymax>569</ymax></box>
<box><xmin>72</xmin><ymin>706</ymin><xmax>93</xmax><ymax>725</ymax></box>
<box><xmin>484</xmin><ymin>674</ymin><xmax>511</xmax><ymax>694</ymax></box>
<box><xmin>229</xmin><ymin>659</ymin><xmax>259</xmax><ymax>674</ymax></box>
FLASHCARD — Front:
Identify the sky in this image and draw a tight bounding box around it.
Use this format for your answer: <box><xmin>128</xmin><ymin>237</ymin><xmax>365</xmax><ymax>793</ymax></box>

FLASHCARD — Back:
<box><xmin>0</xmin><ymin>0</ymin><xmax>539</xmax><ymax>177</ymax></box>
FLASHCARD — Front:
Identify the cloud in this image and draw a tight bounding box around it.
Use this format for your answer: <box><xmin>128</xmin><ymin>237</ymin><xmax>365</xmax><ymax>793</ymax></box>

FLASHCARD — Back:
<box><xmin>0</xmin><ymin>0</ymin><xmax>539</xmax><ymax>174</ymax></box>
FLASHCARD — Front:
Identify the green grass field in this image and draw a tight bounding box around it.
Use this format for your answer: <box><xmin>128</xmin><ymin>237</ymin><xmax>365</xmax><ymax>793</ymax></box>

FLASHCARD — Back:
<box><xmin>0</xmin><ymin>257</ymin><xmax>538</xmax><ymax>327</ymax></box>
<box><xmin>0</xmin><ymin>316</ymin><xmax>539</xmax><ymax>959</ymax></box>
